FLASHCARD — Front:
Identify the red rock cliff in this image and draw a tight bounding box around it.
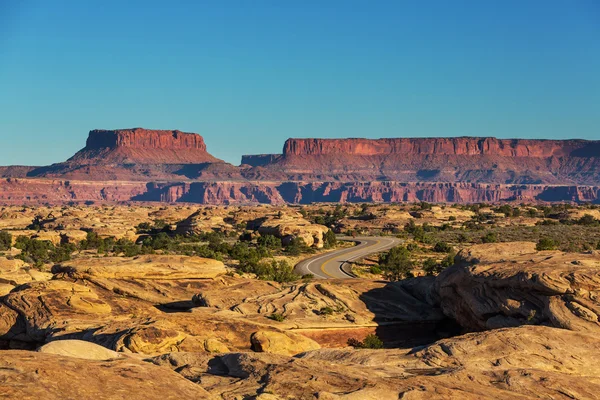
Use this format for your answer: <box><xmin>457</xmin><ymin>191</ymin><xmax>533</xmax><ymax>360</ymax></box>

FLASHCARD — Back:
<box><xmin>68</xmin><ymin>128</ymin><xmax>221</xmax><ymax>165</ymax></box>
<box><xmin>86</xmin><ymin>128</ymin><xmax>208</xmax><ymax>151</ymax></box>
<box><xmin>283</xmin><ymin>137</ymin><xmax>592</xmax><ymax>158</ymax></box>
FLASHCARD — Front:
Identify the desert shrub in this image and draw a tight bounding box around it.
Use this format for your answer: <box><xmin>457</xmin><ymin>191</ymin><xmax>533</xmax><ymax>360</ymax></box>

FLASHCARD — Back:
<box><xmin>0</xmin><ymin>231</ymin><xmax>11</xmax><ymax>251</ymax></box>
<box><xmin>433</xmin><ymin>242</ymin><xmax>453</xmax><ymax>253</ymax></box>
<box><xmin>536</xmin><ymin>237</ymin><xmax>558</xmax><ymax>251</ymax></box>
<box><xmin>113</xmin><ymin>238</ymin><xmax>141</xmax><ymax>257</ymax></box>
<box><xmin>49</xmin><ymin>243</ymin><xmax>76</xmax><ymax>263</ymax></box>
<box><xmin>257</xmin><ymin>234</ymin><xmax>282</xmax><ymax>250</ymax></box>
<box><xmin>481</xmin><ymin>231</ymin><xmax>498</xmax><ymax>243</ymax></box>
<box><xmin>267</xmin><ymin>313</ymin><xmax>286</xmax><ymax>322</ymax></box>
<box><xmin>79</xmin><ymin>232</ymin><xmax>104</xmax><ymax>250</ymax></box>
<box><xmin>323</xmin><ymin>229</ymin><xmax>337</xmax><ymax>249</ymax></box>
<box><xmin>135</xmin><ymin>222</ymin><xmax>152</xmax><ymax>233</ymax></box>
<box><xmin>284</xmin><ymin>237</ymin><xmax>311</xmax><ymax>256</ymax></box>
<box><xmin>422</xmin><ymin>252</ymin><xmax>455</xmax><ymax>276</ymax></box>
<box><xmin>347</xmin><ymin>334</ymin><xmax>384</xmax><ymax>349</ymax></box>
<box><xmin>14</xmin><ymin>237</ymin><xmax>75</xmax><ymax>266</ymax></box>
<box><xmin>369</xmin><ymin>265</ymin><xmax>382</xmax><ymax>274</ymax></box>
<box><xmin>422</xmin><ymin>258</ymin><xmax>439</xmax><ymax>275</ymax></box>
<box><xmin>238</xmin><ymin>259</ymin><xmax>299</xmax><ymax>283</ymax></box>
<box><xmin>577</xmin><ymin>214</ymin><xmax>598</xmax><ymax>226</ymax></box>
<box><xmin>448</xmin><ymin>216</ymin><xmax>457</xmax><ymax>221</ymax></box>
<box><xmin>495</xmin><ymin>204</ymin><xmax>513</xmax><ymax>217</ymax></box>
<box><xmin>379</xmin><ymin>246</ymin><xmax>413</xmax><ymax>281</ymax></box>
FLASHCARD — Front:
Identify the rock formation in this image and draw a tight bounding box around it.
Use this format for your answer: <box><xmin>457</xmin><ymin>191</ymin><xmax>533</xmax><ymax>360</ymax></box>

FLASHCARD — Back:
<box><xmin>437</xmin><ymin>242</ymin><xmax>600</xmax><ymax>332</ymax></box>
<box><xmin>1</xmin><ymin>129</ymin><xmax>600</xmax><ymax>204</ymax></box>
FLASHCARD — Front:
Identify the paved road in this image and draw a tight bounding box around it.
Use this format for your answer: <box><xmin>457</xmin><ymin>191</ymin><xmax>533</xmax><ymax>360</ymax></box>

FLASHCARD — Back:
<box><xmin>295</xmin><ymin>236</ymin><xmax>403</xmax><ymax>279</ymax></box>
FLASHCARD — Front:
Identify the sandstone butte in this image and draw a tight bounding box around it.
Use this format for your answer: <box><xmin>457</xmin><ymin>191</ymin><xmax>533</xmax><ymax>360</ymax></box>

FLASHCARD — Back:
<box><xmin>0</xmin><ymin>127</ymin><xmax>599</xmax><ymax>204</ymax></box>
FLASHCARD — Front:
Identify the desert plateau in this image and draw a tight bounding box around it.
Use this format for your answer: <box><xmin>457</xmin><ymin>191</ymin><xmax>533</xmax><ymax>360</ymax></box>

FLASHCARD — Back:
<box><xmin>1</xmin><ymin>201</ymin><xmax>600</xmax><ymax>398</ymax></box>
<box><xmin>2</xmin><ymin>2</ymin><xmax>599</xmax><ymax>398</ymax></box>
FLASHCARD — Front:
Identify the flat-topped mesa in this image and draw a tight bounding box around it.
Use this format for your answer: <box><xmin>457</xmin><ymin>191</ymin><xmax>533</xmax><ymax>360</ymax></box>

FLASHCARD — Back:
<box><xmin>283</xmin><ymin>137</ymin><xmax>598</xmax><ymax>158</ymax></box>
<box><xmin>68</xmin><ymin>128</ymin><xmax>221</xmax><ymax>165</ymax></box>
<box><xmin>240</xmin><ymin>154</ymin><xmax>282</xmax><ymax>167</ymax></box>
<box><xmin>86</xmin><ymin>128</ymin><xmax>208</xmax><ymax>151</ymax></box>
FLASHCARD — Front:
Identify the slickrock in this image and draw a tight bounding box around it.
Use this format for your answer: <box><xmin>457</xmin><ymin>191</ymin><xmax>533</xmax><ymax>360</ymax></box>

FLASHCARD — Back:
<box><xmin>38</xmin><ymin>339</ymin><xmax>121</xmax><ymax>360</ymax></box>
<box><xmin>437</xmin><ymin>242</ymin><xmax>600</xmax><ymax>332</ymax></box>
<box><xmin>247</xmin><ymin>210</ymin><xmax>329</xmax><ymax>248</ymax></box>
<box><xmin>250</xmin><ymin>330</ymin><xmax>320</xmax><ymax>356</ymax></box>
<box><xmin>148</xmin><ymin>325</ymin><xmax>600</xmax><ymax>399</ymax></box>
<box><xmin>54</xmin><ymin>255</ymin><xmax>228</xmax><ymax>280</ymax></box>
<box><xmin>0</xmin><ymin>350</ymin><xmax>214</xmax><ymax>399</ymax></box>
<box><xmin>228</xmin><ymin>279</ymin><xmax>443</xmax><ymax>328</ymax></box>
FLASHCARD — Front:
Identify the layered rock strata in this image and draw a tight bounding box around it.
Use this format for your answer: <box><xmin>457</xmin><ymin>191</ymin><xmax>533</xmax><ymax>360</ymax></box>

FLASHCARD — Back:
<box><xmin>2</xmin><ymin>130</ymin><xmax>600</xmax><ymax>204</ymax></box>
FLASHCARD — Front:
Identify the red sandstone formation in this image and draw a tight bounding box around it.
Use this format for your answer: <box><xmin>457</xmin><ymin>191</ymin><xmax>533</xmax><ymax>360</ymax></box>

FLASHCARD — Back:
<box><xmin>1</xmin><ymin>130</ymin><xmax>599</xmax><ymax>204</ymax></box>
<box><xmin>246</xmin><ymin>137</ymin><xmax>600</xmax><ymax>186</ymax></box>
<box><xmin>282</xmin><ymin>137</ymin><xmax>592</xmax><ymax>157</ymax></box>
<box><xmin>68</xmin><ymin>128</ymin><xmax>221</xmax><ymax>164</ymax></box>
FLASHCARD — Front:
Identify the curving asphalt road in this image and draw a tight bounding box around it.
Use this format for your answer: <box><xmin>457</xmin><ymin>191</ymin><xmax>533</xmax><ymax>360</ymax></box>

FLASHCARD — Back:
<box><xmin>295</xmin><ymin>236</ymin><xmax>403</xmax><ymax>279</ymax></box>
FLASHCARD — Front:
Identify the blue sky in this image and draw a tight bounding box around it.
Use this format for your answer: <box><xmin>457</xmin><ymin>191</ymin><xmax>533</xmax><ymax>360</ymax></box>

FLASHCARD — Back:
<box><xmin>0</xmin><ymin>0</ymin><xmax>598</xmax><ymax>165</ymax></box>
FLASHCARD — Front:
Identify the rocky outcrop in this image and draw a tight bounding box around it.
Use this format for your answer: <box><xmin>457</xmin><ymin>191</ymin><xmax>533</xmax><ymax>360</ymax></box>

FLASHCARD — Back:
<box><xmin>38</xmin><ymin>339</ymin><xmax>122</xmax><ymax>360</ymax></box>
<box><xmin>0</xmin><ymin>350</ymin><xmax>213</xmax><ymax>399</ymax></box>
<box><xmin>436</xmin><ymin>242</ymin><xmax>600</xmax><ymax>332</ymax></box>
<box><xmin>250</xmin><ymin>330</ymin><xmax>320</xmax><ymax>356</ymax></box>
<box><xmin>247</xmin><ymin>210</ymin><xmax>329</xmax><ymax>247</ymax></box>
<box><xmin>147</xmin><ymin>325</ymin><xmax>600</xmax><ymax>399</ymax></box>
<box><xmin>54</xmin><ymin>255</ymin><xmax>228</xmax><ymax>280</ymax></box>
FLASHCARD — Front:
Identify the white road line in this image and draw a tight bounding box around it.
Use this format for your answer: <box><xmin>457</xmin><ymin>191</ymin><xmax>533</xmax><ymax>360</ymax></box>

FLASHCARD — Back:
<box><xmin>296</xmin><ymin>236</ymin><xmax>402</xmax><ymax>279</ymax></box>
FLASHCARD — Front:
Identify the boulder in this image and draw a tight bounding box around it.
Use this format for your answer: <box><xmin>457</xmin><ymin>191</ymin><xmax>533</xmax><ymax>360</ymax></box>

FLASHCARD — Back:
<box><xmin>38</xmin><ymin>339</ymin><xmax>121</xmax><ymax>360</ymax></box>
<box><xmin>250</xmin><ymin>330</ymin><xmax>320</xmax><ymax>356</ymax></box>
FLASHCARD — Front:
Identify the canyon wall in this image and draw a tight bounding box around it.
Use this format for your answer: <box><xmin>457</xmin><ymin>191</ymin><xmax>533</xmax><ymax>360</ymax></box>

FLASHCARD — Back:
<box><xmin>2</xmin><ymin>130</ymin><xmax>599</xmax><ymax>204</ymax></box>
<box><xmin>1</xmin><ymin>178</ymin><xmax>597</xmax><ymax>205</ymax></box>
<box><xmin>282</xmin><ymin>137</ymin><xmax>597</xmax><ymax>157</ymax></box>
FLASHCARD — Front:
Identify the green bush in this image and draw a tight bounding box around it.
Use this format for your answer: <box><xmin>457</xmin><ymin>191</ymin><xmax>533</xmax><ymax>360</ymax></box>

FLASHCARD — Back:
<box><xmin>536</xmin><ymin>238</ymin><xmax>558</xmax><ymax>251</ymax></box>
<box><xmin>347</xmin><ymin>334</ymin><xmax>384</xmax><ymax>349</ymax></box>
<box><xmin>284</xmin><ymin>237</ymin><xmax>311</xmax><ymax>256</ymax></box>
<box><xmin>481</xmin><ymin>231</ymin><xmax>498</xmax><ymax>243</ymax></box>
<box><xmin>267</xmin><ymin>313</ymin><xmax>286</xmax><ymax>322</ymax></box>
<box><xmin>433</xmin><ymin>242</ymin><xmax>453</xmax><ymax>253</ymax></box>
<box><xmin>14</xmin><ymin>236</ymin><xmax>76</xmax><ymax>266</ymax></box>
<box><xmin>369</xmin><ymin>265</ymin><xmax>382</xmax><ymax>274</ymax></box>
<box><xmin>577</xmin><ymin>214</ymin><xmax>598</xmax><ymax>226</ymax></box>
<box><xmin>422</xmin><ymin>252</ymin><xmax>455</xmax><ymax>276</ymax></box>
<box><xmin>323</xmin><ymin>229</ymin><xmax>337</xmax><ymax>249</ymax></box>
<box><xmin>379</xmin><ymin>246</ymin><xmax>413</xmax><ymax>281</ymax></box>
<box><xmin>257</xmin><ymin>234</ymin><xmax>282</xmax><ymax>250</ymax></box>
<box><xmin>0</xmin><ymin>231</ymin><xmax>11</xmax><ymax>251</ymax></box>
<box><xmin>238</xmin><ymin>259</ymin><xmax>299</xmax><ymax>283</ymax></box>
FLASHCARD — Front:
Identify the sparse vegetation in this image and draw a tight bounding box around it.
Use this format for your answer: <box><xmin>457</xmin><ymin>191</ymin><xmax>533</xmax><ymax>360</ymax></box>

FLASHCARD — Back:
<box><xmin>347</xmin><ymin>334</ymin><xmax>384</xmax><ymax>349</ymax></box>
<box><xmin>0</xmin><ymin>231</ymin><xmax>11</xmax><ymax>251</ymax></box>
<box><xmin>379</xmin><ymin>246</ymin><xmax>414</xmax><ymax>280</ymax></box>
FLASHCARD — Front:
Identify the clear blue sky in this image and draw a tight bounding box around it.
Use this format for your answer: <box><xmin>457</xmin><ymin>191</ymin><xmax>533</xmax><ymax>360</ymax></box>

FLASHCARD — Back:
<box><xmin>1</xmin><ymin>0</ymin><xmax>598</xmax><ymax>165</ymax></box>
